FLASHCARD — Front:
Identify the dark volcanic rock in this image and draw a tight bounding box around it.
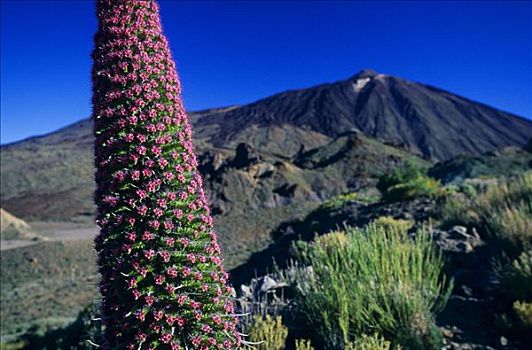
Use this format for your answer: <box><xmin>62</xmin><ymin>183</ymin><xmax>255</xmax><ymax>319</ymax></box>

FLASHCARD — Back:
<box><xmin>231</xmin><ymin>143</ymin><xmax>261</xmax><ymax>168</ymax></box>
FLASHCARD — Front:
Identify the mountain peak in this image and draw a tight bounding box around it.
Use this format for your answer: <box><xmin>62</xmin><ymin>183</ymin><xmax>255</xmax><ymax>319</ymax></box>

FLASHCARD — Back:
<box><xmin>352</xmin><ymin>68</ymin><xmax>379</xmax><ymax>79</ymax></box>
<box><xmin>348</xmin><ymin>69</ymin><xmax>380</xmax><ymax>92</ymax></box>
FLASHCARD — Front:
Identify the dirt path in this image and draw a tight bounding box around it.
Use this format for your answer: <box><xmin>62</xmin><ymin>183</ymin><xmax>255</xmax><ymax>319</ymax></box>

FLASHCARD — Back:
<box><xmin>0</xmin><ymin>221</ymin><xmax>98</xmax><ymax>251</ymax></box>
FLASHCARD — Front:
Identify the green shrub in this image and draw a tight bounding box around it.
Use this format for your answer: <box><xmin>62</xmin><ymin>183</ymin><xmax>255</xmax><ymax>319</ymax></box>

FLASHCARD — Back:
<box><xmin>440</xmin><ymin>172</ymin><xmax>532</xmax><ymax>255</ymax></box>
<box><xmin>248</xmin><ymin>315</ymin><xmax>288</xmax><ymax>350</ymax></box>
<box><xmin>378</xmin><ymin>163</ymin><xmax>442</xmax><ymax>202</ymax></box>
<box><xmin>478</xmin><ymin>172</ymin><xmax>532</xmax><ymax>253</ymax></box>
<box><xmin>377</xmin><ymin>163</ymin><xmax>426</xmax><ymax>194</ymax></box>
<box><xmin>372</xmin><ymin>216</ymin><xmax>414</xmax><ymax>235</ymax></box>
<box><xmin>0</xmin><ymin>341</ymin><xmax>27</xmax><ymax>350</ymax></box>
<box><xmin>513</xmin><ymin>301</ymin><xmax>532</xmax><ymax>329</ymax></box>
<box><xmin>287</xmin><ymin>224</ymin><xmax>451</xmax><ymax>350</ymax></box>
<box><xmin>486</xmin><ymin>205</ymin><xmax>531</xmax><ymax>254</ymax></box>
<box><xmin>383</xmin><ymin>177</ymin><xmax>442</xmax><ymax>202</ymax></box>
<box><xmin>295</xmin><ymin>339</ymin><xmax>315</xmax><ymax>350</ymax></box>
<box><xmin>345</xmin><ymin>334</ymin><xmax>396</xmax><ymax>350</ymax></box>
<box><xmin>439</xmin><ymin>193</ymin><xmax>477</xmax><ymax>228</ymax></box>
<box><xmin>321</xmin><ymin>192</ymin><xmax>359</xmax><ymax>210</ymax></box>
<box><xmin>495</xmin><ymin>300</ymin><xmax>532</xmax><ymax>340</ymax></box>
<box><xmin>497</xmin><ymin>250</ymin><xmax>532</xmax><ymax>302</ymax></box>
<box><xmin>314</xmin><ymin>231</ymin><xmax>349</xmax><ymax>251</ymax></box>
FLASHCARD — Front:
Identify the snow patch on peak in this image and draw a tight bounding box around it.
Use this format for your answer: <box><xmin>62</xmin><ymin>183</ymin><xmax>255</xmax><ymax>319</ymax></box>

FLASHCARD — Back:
<box><xmin>353</xmin><ymin>77</ymin><xmax>371</xmax><ymax>92</ymax></box>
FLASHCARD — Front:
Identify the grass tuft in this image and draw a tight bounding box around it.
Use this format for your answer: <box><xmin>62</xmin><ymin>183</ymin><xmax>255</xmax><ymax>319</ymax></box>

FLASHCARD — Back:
<box><xmin>285</xmin><ymin>224</ymin><xmax>451</xmax><ymax>349</ymax></box>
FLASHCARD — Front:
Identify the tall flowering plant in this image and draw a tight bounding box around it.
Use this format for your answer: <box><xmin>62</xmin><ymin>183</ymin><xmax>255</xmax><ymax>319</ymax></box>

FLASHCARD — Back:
<box><xmin>92</xmin><ymin>1</ymin><xmax>240</xmax><ymax>349</ymax></box>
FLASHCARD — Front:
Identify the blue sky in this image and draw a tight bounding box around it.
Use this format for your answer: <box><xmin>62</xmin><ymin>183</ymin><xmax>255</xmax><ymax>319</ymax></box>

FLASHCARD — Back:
<box><xmin>1</xmin><ymin>1</ymin><xmax>531</xmax><ymax>144</ymax></box>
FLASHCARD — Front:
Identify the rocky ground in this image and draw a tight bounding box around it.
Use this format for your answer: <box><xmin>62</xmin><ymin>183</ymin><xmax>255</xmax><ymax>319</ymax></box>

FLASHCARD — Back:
<box><xmin>234</xmin><ymin>198</ymin><xmax>524</xmax><ymax>350</ymax></box>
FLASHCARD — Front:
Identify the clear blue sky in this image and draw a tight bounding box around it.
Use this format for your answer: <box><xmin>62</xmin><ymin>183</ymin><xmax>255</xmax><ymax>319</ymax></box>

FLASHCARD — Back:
<box><xmin>1</xmin><ymin>1</ymin><xmax>531</xmax><ymax>144</ymax></box>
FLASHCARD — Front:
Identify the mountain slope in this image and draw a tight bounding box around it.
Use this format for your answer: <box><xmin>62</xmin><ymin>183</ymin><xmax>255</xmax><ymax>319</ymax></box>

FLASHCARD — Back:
<box><xmin>195</xmin><ymin>69</ymin><xmax>532</xmax><ymax>160</ymax></box>
<box><xmin>2</xmin><ymin>69</ymin><xmax>531</xmax><ymax>222</ymax></box>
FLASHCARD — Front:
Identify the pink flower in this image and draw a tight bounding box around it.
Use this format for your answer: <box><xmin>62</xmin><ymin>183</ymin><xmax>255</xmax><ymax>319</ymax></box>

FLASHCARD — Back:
<box><xmin>211</xmin><ymin>256</ymin><xmax>222</xmax><ymax>265</ymax></box>
<box><xmin>165</xmin><ymin>314</ymin><xmax>177</xmax><ymax>325</ymax></box>
<box><xmin>136</xmin><ymin>332</ymin><xmax>147</xmax><ymax>342</ymax></box>
<box><xmin>153</xmin><ymin>310</ymin><xmax>164</xmax><ymax>321</ymax></box>
<box><xmin>167</xmin><ymin>267</ymin><xmax>178</xmax><ymax>277</ymax></box>
<box><xmin>142</xmin><ymin>168</ymin><xmax>152</xmax><ymax>177</ymax></box>
<box><xmin>224</xmin><ymin>300</ymin><xmax>234</xmax><ymax>313</ymax></box>
<box><xmin>149</xmin><ymin>220</ymin><xmax>160</xmax><ymax>229</ymax></box>
<box><xmin>122</xmin><ymin>243</ymin><xmax>132</xmax><ymax>253</ymax></box>
<box><xmin>142</xmin><ymin>231</ymin><xmax>154</xmax><ymax>241</ymax></box>
<box><xmin>166</xmin><ymin>285</ymin><xmax>176</xmax><ymax>294</ymax></box>
<box><xmin>182</xmin><ymin>266</ymin><xmax>191</xmax><ymax>277</ymax></box>
<box><xmin>159</xmin><ymin>251</ymin><xmax>170</xmax><ymax>262</ymax></box>
<box><xmin>145</xmin><ymin>295</ymin><xmax>155</xmax><ymax>306</ymax></box>
<box><xmin>135</xmin><ymin>310</ymin><xmax>145</xmax><ymax>321</ymax></box>
<box><xmin>139</xmin><ymin>267</ymin><xmax>148</xmax><ymax>277</ymax></box>
<box><xmin>113</xmin><ymin>171</ymin><xmax>126</xmax><ymax>182</ymax></box>
<box><xmin>132</xmin><ymin>289</ymin><xmax>141</xmax><ymax>300</ymax></box>
<box><xmin>164</xmin><ymin>220</ymin><xmax>174</xmax><ymax>230</ymax></box>
<box><xmin>179</xmin><ymin>237</ymin><xmax>189</xmax><ymax>247</ymax></box>
<box><xmin>137</xmin><ymin>205</ymin><xmax>148</xmax><ymax>216</ymax></box>
<box><xmin>160</xmin><ymin>333</ymin><xmax>172</xmax><ymax>344</ymax></box>
<box><xmin>212</xmin><ymin>314</ymin><xmax>222</xmax><ymax>325</ymax></box>
<box><xmin>103</xmin><ymin>195</ymin><xmax>118</xmax><ymax>206</ymax></box>
<box><xmin>165</xmin><ymin>237</ymin><xmax>175</xmax><ymax>247</ymax></box>
<box><xmin>144</xmin><ymin>249</ymin><xmax>155</xmax><ymax>260</ymax></box>
<box><xmin>155</xmin><ymin>275</ymin><xmax>165</xmax><ymax>285</ymax></box>
<box><xmin>191</xmin><ymin>337</ymin><xmax>201</xmax><ymax>347</ymax></box>
<box><xmin>124</xmin><ymin>133</ymin><xmax>134</xmax><ymax>142</ymax></box>
<box><xmin>150</xmin><ymin>323</ymin><xmax>161</xmax><ymax>334</ymax></box>
<box><xmin>178</xmin><ymin>295</ymin><xmax>188</xmax><ymax>305</ymax></box>
<box><xmin>136</xmin><ymin>145</ymin><xmax>147</xmax><ymax>155</ymax></box>
<box><xmin>190</xmin><ymin>300</ymin><xmax>201</xmax><ymax>309</ymax></box>
<box><xmin>146</xmin><ymin>124</ymin><xmax>157</xmax><ymax>133</ymax></box>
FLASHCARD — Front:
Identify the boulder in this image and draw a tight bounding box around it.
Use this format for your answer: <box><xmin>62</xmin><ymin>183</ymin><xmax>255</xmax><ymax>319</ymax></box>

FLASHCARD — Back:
<box><xmin>232</xmin><ymin>143</ymin><xmax>261</xmax><ymax>168</ymax></box>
